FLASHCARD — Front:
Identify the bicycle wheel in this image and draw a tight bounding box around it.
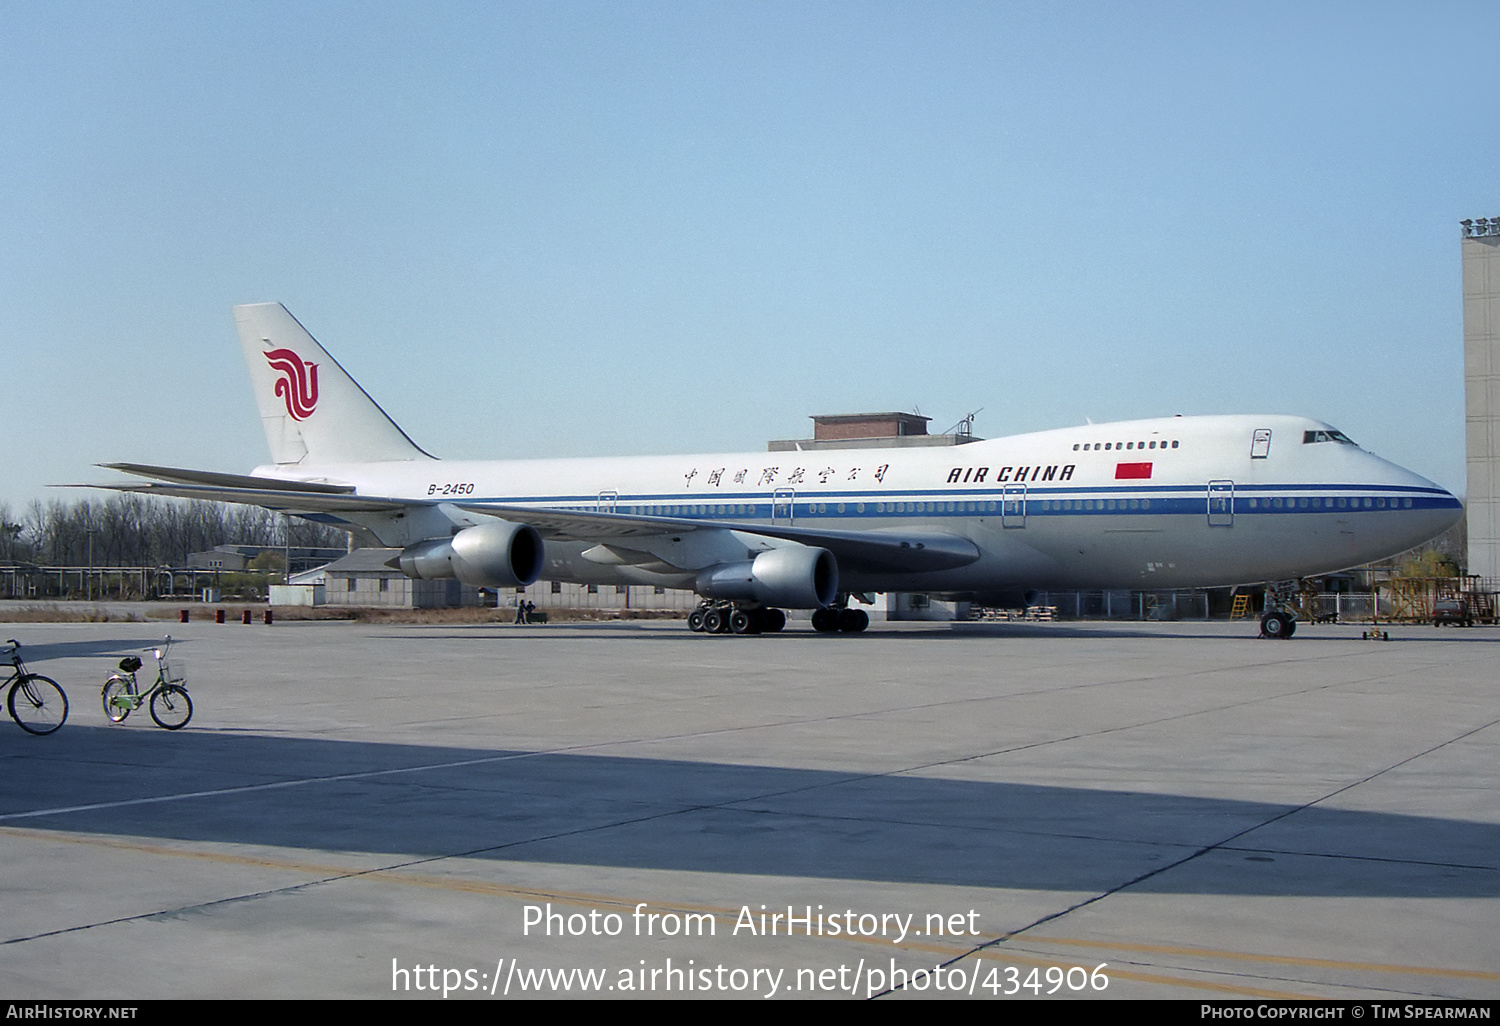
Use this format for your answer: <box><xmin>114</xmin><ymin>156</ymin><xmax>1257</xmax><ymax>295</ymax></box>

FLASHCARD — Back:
<box><xmin>150</xmin><ymin>685</ymin><xmax>192</xmax><ymax>730</ymax></box>
<box><xmin>9</xmin><ymin>675</ymin><xmax>68</xmax><ymax>735</ymax></box>
<box><xmin>101</xmin><ymin>677</ymin><xmax>133</xmax><ymax>723</ymax></box>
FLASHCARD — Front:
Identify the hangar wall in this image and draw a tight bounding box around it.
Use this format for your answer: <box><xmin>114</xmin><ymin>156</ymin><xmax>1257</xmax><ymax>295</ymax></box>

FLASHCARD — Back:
<box><xmin>1463</xmin><ymin>223</ymin><xmax>1500</xmax><ymax>580</ymax></box>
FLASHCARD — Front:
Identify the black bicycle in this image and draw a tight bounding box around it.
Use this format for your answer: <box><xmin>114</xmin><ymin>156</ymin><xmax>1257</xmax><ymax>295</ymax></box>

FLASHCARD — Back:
<box><xmin>4</xmin><ymin>639</ymin><xmax>68</xmax><ymax>735</ymax></box>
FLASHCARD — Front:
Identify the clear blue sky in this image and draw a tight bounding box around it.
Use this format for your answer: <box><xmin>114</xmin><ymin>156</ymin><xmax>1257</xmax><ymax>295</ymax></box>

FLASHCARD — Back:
<box><xmin>3</xmin><ymin>0</ymin><xmax>1495</xmax><ymax>513</ymax></box>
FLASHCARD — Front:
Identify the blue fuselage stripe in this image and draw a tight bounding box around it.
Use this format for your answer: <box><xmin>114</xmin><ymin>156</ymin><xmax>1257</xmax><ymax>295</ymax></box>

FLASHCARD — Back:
<box><xmin>458</xmin><ymin>485</ymin><xmax>1459</xmax><ymax>521</ymax></box>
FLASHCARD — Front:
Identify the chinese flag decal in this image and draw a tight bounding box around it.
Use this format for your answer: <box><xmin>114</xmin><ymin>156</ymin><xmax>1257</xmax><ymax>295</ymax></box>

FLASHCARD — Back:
<box><xmin>1115</xmin><ymin>462</ymin><xmax>1153</xmax><ymax>480</ymax></box>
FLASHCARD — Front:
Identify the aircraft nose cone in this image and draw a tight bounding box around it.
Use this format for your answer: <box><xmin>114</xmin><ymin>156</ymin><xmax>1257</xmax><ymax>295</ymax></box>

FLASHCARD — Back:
<box><xmin>1404</xmin><ymin>477</ymin><xmax>1464</xmax><ymax>545</ymax></box>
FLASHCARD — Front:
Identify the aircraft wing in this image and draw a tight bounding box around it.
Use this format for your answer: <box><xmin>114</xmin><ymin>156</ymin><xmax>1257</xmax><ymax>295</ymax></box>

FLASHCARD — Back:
<box><xmin>84</xmin><ymin>466</ymin><xmax>981</xmax><ymax>574</ymax></box>
<box><xmin>456</xmin><ymin>502</ymin><xmax>980</xmax><ymax>574</ymax></box>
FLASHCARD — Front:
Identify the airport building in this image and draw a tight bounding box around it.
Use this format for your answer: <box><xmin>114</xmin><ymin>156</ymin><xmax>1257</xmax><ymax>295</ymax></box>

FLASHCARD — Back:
<box><xmin>1463</xmin><ymin>217</ymin><xmax>1500</xmax><ymax>581</ymax></box>
<box><xmin>187</xmin><ymin>544</ymin><xmax>347</xmax><ymax>574</ymax></box>
<box><xmin>768</xmin><ymin>412</ymin><xmax>981</xmax><ymax>451</ymax></box>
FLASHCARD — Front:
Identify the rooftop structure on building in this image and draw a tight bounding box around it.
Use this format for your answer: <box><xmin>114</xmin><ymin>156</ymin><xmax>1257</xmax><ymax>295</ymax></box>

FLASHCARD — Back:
<box><xmin>187</xmin><ymin>544</ymin><xmax>348</xmax><ymax>574</ymax></box>
<box><xmin>769</xmin><ymin>411</ymin><xmax>982</xmax><ymax>452</ymax></box>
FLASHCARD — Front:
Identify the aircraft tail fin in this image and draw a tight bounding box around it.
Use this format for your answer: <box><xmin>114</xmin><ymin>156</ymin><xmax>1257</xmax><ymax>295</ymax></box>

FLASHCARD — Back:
<box><xmin>234</xmin><ymin>303</ymin><xmax>435</xmax><ymax>465</ymax></box>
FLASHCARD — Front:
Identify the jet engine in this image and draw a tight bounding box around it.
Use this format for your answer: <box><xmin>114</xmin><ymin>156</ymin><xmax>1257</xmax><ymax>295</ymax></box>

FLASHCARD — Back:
<box><xmin>695</xmin><ymin>545</ymin><xmax>838</xmax><ymax>609</ymax></box>
<box><xmin>397</xmin><ymin>521</ymin><xmax>544</xmax><ymax>588</ymax></box>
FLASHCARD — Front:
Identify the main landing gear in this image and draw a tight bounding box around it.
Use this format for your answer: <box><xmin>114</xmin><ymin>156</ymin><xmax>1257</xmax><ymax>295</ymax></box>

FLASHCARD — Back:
<box><xmin>687</xmin><ymin>601</ymin><xmax>870</xmax><ymax>634</ymax></box>
<box><xmin>810</xmin><ymin>607</ymin><xmax>870</xmax><ymax>634</ymax></box>
<box><xmin>688</xmin><ymin>601</ymin><xmax>786</xmax><ymax>635</ymax></box>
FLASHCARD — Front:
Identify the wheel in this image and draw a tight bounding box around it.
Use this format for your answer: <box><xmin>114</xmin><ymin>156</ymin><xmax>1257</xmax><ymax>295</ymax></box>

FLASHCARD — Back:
<box><xmin>702</xmin><ymin>607</ymin><xmax>727</xmax><ymax>634</ymax></box>
<box><xmin>9</xmin><ymin>675</ymin><xmax>67</xmax><ymax>735</ymax></box>
<box><xmin>760</xmin><ymin>608</ymin><xmax>786</xmax><ymax>633</ymax></box>
<box><xmin>102</xmin><ymin>677</ymin><xmax>133</xmax><ymax>723</ymax></box>
<box><xmin>150</xmin><ymin>686</ymin><xmax>193</xmax><ymax>730</ymax></box>
<box><xmin>1260</xmin><ymin>611</ymin><xmax>1292</xmax><ymax>638</ymax></box>
<box><xmin>810</xmin><ymin>608</ymin><xmax>839</xmax><ymax>633</ymax></box>
<box><xmin>838</xmin><ymin>608</ymin><xmax>870</xmax><ymax>633</ymax></box>
<box><xmin>687</xmin><ymin>608</ymin><xmax>707</xmax><ymax>632</ymax></box>
<box><xmin>729</xmin><ymin>609</ymin><xmax>758</xmax><ymax>635</ymax></box>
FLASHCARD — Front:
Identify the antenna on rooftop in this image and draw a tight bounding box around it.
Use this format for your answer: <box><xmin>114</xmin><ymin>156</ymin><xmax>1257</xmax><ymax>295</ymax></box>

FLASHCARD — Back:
<box><xmin>943</xmin><ymin>408</ymin><xmax>983</xmax><ymax>438</ymax></box>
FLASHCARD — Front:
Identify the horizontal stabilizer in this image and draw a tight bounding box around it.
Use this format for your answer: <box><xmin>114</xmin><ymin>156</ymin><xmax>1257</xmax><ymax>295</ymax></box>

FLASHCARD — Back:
<box><xmin>100</xmin><ymin>463</ymin><xmax>356</xmax><ymax>493</ymax></box>
<box><xmin>81</xmin><ymin>478</ymin><xmax>414</xmax><ymax>515</ymax></box>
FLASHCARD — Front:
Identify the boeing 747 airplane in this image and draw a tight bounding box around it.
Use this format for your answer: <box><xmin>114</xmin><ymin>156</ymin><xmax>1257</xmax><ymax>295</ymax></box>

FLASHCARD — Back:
<box><xmin>98</xmin><ymin>304</ymin><xmax>1462</xmax><ymax>637</ymax></box>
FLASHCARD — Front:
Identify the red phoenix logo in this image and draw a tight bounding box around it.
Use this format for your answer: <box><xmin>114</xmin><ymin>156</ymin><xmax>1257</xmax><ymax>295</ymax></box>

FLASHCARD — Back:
<box><xmin>265</xmin><ymin>349</ymin><xmax>319</xmax><ymax>421</ymax></box>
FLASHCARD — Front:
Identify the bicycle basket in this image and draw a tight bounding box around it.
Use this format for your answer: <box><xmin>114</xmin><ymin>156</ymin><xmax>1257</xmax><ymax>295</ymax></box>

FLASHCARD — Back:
<box><xmin>119</xmin><ymin>656</ymin><xmax>143</xmax><ymax>672</ymax></box>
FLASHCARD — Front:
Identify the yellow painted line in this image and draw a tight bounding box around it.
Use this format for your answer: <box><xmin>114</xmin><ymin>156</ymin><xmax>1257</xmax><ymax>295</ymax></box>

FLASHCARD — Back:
<box><xmin>1022</xmin><ymin>934</ymin><xmax>1500</xmax><ymax>981</ymax></box>
<box><xmin>0</xmin><ymin>827</ymin><xmax>361</xmax><ymax>877</ymax></box>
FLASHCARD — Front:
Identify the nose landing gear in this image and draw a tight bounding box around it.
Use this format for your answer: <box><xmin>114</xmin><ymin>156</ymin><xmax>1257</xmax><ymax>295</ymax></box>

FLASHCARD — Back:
<box><xmin>1259</xmin><ymin>610</ymin><xmax>1296</xmax><ymax>639</ymax></box>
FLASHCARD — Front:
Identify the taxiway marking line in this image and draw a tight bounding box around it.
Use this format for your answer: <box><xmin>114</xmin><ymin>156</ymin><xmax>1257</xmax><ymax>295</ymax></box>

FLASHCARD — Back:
<box><xmin>3</xmin><ymin>825</ymin><xmax>1468</xmax><ymax>996</ymax></box>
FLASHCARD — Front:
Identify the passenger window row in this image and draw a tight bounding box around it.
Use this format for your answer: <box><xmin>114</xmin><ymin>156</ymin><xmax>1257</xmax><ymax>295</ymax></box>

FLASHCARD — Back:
<box><xmin>1073</xmin><ymin>440</ymin><xmax>1178</xmax><ymax>451</ymax></box>
<box><xmin>1245</xmin><ymin>496</ymin><xmax>1412</xmax><ymax>509</ymax></box>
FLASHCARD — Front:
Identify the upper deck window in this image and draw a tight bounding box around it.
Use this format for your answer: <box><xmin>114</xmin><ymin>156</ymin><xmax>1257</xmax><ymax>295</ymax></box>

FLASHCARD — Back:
<box><xmin>1303</xmin><ymin>430</ymin><xmax>1357</xmax><ymax>445</ymax></box>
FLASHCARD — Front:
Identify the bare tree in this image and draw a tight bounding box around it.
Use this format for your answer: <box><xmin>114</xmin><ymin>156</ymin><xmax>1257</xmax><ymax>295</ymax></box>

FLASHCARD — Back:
<box><xmin>2</xmin><ymin>494</ymin><xmax>347</xmax><ymax>566</ymax></box>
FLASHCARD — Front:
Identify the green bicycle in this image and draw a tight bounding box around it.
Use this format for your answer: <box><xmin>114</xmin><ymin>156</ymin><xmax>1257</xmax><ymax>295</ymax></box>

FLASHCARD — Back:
<box><xmin>4</xmin><ymin>639</ymin><xmax>68</xmax><ymax>735</ymax></box>
<box><xmin>102</xmin><ymin>636</ymin><xmax>193</xmax><ymax>730</ymax></box>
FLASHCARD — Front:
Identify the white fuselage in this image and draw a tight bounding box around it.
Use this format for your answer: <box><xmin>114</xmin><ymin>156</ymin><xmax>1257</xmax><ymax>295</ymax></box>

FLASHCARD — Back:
<box><xmin>254</xmin><ymin>414</ymin><xmax>1461</xmax><ymax>598</ymax></box>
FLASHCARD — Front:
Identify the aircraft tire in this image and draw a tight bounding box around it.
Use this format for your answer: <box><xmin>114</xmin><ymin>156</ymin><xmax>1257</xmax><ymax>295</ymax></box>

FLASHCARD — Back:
<box><xmin>810</xmin><ymin>608</ymin><xmax>839</xmax><ymax>633</ymax></box>
<box><xmin>761</xmin><ymin>608</ymin><xmax>786</xmax><ymax>633</ymax></box>
<box><xmin>688</xmin><ymin>608</ymin><xmax>707</xmax><ymax>633</ymax></box>
<box><xmin>730</xmin><ymin>610</ymin><xmax>758</xmax><ymax>635</ymax></box>
<box><xmin>1260</xmin><ymin>611</ymin><xmax>1294</xmax><ymax>639</ymax></box>
<box><xmin>838</xmin><ymin>608</ymin><xmax>869</xmax><ymax>633</ymax></box>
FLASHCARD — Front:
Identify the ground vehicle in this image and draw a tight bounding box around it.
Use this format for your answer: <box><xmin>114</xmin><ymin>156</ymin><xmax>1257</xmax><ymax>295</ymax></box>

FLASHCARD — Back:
<box><xmin>102</xmin><ymin>637</ymin><xmax>193</xmax><ymax>729</ymax></box>
<box><xmin>1432</xmin><ymin>598</ymin><xmax>1474</xmax><ymax>627</ymax></box>
<box><xmin>3</xmin><ymin>639</ymin><xmax>68</xmax><ymax>735</ymax></box>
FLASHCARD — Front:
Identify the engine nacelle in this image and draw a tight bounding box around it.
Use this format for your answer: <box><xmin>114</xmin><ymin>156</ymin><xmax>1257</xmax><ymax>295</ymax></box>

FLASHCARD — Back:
<box><xmin>398</xmin><ymin>521</ymin><xmax>544</xmax><ymax>588</ymax></box>
<box><xmin>695</xmin><ymin>546</ymin><xmax>839</xmax><ymax>609</ymax></box>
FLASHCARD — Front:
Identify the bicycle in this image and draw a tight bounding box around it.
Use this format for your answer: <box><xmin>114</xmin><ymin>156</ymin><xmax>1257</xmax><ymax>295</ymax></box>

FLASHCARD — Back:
<box><xmin>4</xmin><ymin>639</ymin><xmax>68</xmax><ymax>735</ymax></box>
<box><xmin>102</xmin><ymin>636</ymin><xmax>193</xmax><ymax>730</ymax></box>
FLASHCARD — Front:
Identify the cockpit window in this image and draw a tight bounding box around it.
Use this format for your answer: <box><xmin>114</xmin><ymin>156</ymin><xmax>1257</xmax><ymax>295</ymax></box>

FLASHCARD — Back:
<box><xmin>1303</xmin><ymin>429</ymin><xmax>1356</xmax><ymax>445</ymax></box>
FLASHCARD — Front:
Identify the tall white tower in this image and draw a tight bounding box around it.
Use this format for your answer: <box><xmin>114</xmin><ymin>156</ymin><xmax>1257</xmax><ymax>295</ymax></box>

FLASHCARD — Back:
<box><xmin>1463</xmin><ymin>218</ymin><xmax>1500</xmax><ymax>580</ymax></box>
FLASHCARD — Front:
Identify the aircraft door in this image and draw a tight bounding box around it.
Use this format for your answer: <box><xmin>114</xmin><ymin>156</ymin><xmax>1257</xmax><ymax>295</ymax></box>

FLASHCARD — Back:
<box><xmin>1002</xmin><ymin>484</ymin><xmax>1026</xmax><ymax>528</ymax></box>
<box><xmin>596</xmin><ymin>490</ymin><xmax>618</xmax><ymax>513</ymax></box>
<box><xmin>772</xmin><ymin>488</ymin><xmax>795</xmax><ymax>524</ymax></box>
<box><xmin>1208</xmin><ymin>480</ymin><xmax>1234</xmax><ymax>527</ymax></box>
<box><xmin>1250</xmin><ymin>429</ymin><xmax>1272</xmax><ymax>459</ymax></box>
